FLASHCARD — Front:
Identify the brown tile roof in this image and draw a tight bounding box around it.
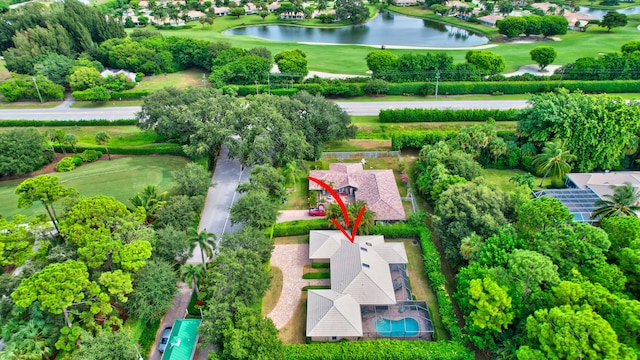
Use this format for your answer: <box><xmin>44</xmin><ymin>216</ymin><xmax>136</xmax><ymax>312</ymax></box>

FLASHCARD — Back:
<box><xmin>309</xmin><ymin>163</ymin><xmax>406</xmax><ymax>221</ymax></box>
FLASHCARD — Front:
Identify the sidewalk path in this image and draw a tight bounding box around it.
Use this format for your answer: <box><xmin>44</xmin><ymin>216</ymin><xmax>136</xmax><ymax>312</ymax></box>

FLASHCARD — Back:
<box><xmin>267</xmin><ymin>244</ymin><xmax>330</xmax><ymax>329</ymax></box>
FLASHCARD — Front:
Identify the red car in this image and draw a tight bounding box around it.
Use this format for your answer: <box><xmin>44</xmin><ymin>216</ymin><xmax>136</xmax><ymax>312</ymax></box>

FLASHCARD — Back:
<box><xmin>309</xmin><ymin>204</ymin><xmax>326</xmax><ymax>216</ymax></box>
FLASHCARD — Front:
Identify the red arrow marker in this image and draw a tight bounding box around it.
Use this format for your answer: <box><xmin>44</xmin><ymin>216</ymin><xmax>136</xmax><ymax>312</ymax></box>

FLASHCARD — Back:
<box><xmin>308</xmin><ymin>176</ymin><xmax>366</xmax><ymax>243</ymax></box>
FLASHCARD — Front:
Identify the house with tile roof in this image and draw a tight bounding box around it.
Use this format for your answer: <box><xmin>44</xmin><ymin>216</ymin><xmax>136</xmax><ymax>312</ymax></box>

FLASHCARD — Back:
<box><xmin>306</xmin><ymin>231</ymin><xmax>433</xmax><ymax>341</ymax></box>
<box><xmin>308</xmin><ymin>163</ymin><xmax>406</xmax><ymax>223</ymax></box>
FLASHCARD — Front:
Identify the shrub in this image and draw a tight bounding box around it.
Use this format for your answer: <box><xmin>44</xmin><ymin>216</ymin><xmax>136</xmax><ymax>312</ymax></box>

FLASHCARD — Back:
<box><xmin>0</xmin><ymin>73</ymin><xmax>64</xmax><ymax>102</ymax></box>
<box><xmin>311</xmin><ymin>262</ymin><xmax>329</xmax><ymax>269</ymax></box>
<box><xmin>71</xmin><ymin>155</ymin><xmax>83</xmax><ymax>166</ymax></box>
<box><xmin>391</xmin><ymin>131</ymin><xmax>457</xmax><ymax>150</ymax></box>
<box><xmin>80</xmin><ymin>149</ymin><xmax>102</xmax><ymax>162</ymax></box>
<box><xmin>284</xmin><ymin>339</ymin><xmax>473</xmax><ymax>359</ymax></box>
<box><xmin>110</xmin><ymin>90</ymin><xmax>150</xmax><ymax>100</ymax></box>
<box><xmin>363</xmin><ymin>79</ymin><xmax>389</xmax><ymax>96</ymax></box>
<box><xmin>302</xmin><ymin>272</ymin><xmax>330</xmax><ymax>279</ymax></box>
<box><xmin>55</xmin><ymin>157</ymin><xmax>76</xmax><ymax>172</ymax></box>
<box><xmin>301</xmin><ymin>285</ymin><xmax>331</xmax><ymax>291</ymax></box>
<box><xmin>273</xmin><ymin>219</ymin><xmax>329</xmax><ymax>237</ymax></box>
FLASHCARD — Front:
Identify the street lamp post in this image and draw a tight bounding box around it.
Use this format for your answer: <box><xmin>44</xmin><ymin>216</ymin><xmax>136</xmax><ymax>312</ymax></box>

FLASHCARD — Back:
<box><xmin>32</xmin><ymin>76</ymin><xmax>44</xmax><ymax>104</ymax></box>
<box><xmin>435</xmin><ymin>70</ymin><xmax>441</xmax><ymax>99</ymax></box>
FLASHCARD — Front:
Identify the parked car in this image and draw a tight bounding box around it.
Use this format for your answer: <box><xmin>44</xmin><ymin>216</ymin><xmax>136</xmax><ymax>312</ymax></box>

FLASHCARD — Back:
<box><xmin>158</xmin><ymin>326</ymin><xmax>172</xmax><ymax>353</ymax></box>
<box><xmin>309</xmin><ymin>204</ymin><xmax>326</xmax><ymax>216</ymax></box>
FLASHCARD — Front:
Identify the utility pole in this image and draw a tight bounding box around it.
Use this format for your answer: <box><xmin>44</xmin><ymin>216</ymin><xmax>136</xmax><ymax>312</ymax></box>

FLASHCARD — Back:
<box><xmin>435</xmin><ymin>70</ymin><xmax>440</xmax><ymax>99</ymax></box>
<box><xmin>267</xmin><ymin>72</ymin><xmax>271</xmax><ymax>95</ymax></box>
<box><xmin>32</xmin><ymin>76</ymin><xmax>43</xmax><ymax>104</ymax></box>
<box><xmin>202</xmin><ymin>73</ymin><xmax>207</xmax><ymax>89</ymax></box>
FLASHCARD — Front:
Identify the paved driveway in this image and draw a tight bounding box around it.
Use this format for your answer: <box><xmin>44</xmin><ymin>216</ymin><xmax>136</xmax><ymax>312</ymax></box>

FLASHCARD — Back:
<box><xmin>188</xmin><ymin>145</ymin><xmax>250</xmax><ymax>265</ymax></box>
<box><xmin>277</xmin><ymin>210</ymin><xmax>317</xmax><ymax>223</ymax></box>
<box><xmin>267</xmin><ymin>244</ymin><xmax>330</xmax><ymax>329</ymax></box>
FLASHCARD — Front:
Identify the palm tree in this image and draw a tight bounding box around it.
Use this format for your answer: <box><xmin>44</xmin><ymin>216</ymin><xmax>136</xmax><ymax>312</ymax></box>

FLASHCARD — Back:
<box><xmin>284</xmin><ymin>161</ymin><xmax>297</xmax><ymax>191</ymax></box>
<box><xmin>187</xmin><ymin>227</ymin><xmax>216</xmax><ymax>270</ymax></box>
<box><xmin>509</xmin><ymin>172</ymin><xmax>535</xmax><ymax>190</ymax></box>
<box><xmin>591</xmin><ymin>182</ymin><xmax>640</xmax><ymax>220</ymax></box>
<box><xmin>130</xmin><ymin>185</ymin><xmax>168</xmax><ymax>223</ymax></box>
<box><xmin>532</xmin><ymin>139</ymin><xmax>576</xmax><ymax>187</ymax></box>
<box><xmin>180</xmin><ymin>263</ymin><xmax>205</xmax><ymax>301</ymax></box>
<box><xmin>95</xmin><ymin>131</ymin><xmax>112</xmax><ymax>160</ymax></box>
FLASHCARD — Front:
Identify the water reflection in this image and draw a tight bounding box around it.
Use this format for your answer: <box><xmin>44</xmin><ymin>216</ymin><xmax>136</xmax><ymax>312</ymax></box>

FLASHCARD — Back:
<box><xmin>224</xmin><ymin>11</ymin><xmax>488</xmax><ymax>47</ymax></box>
<box><xmin>578</xmin><ymin>5</ymin><xmax>640</xmax><ymax>19</ymax></box>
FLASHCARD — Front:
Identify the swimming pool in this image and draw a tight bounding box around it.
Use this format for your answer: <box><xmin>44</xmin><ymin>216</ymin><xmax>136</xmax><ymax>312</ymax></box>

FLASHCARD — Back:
<box><xmin>375</xmin><ymin>318</ymin><xmax>419</xmax><ymax>337</ymax></box>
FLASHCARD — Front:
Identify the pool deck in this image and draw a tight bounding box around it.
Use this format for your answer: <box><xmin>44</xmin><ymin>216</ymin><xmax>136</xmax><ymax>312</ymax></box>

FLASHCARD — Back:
<box><xmin>361</xmin><ymin>306</ymin><xmax>433</xmax><ymax>340</ymax></box>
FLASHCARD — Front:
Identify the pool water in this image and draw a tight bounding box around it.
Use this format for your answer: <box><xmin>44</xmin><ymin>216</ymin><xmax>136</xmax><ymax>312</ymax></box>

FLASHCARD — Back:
<box><xmin>375</xmin><ymin>318</ymin><xmax>419</xmax><ymax>337</ymax></box>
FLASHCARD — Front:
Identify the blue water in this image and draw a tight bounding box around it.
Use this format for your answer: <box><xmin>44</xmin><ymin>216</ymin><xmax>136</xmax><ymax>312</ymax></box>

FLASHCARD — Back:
<box><xmin>375</xmin><ymin>317</ymin><xmax>419</xmax><ymax>337</ymax></box>
<box><xmin>579</xmin><ymin>6</ymin><xmax>640</xmax><ymax>19</ymax></box>
<box><xmin>223</xmin><ymin>12</ymin><xmax>489</xmax><ymax>48</ymax></box>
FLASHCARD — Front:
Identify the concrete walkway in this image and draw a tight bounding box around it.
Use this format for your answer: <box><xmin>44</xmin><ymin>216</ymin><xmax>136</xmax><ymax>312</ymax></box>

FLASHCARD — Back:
<box><xmin>147</xmin><ymin>282</ymin><xmax>192</xmax><ymax>360</ymax></box>
<box><xmin>267</xmin><ymin>244</ymin><xmax>330</xmax><ymax>329</ymax></box>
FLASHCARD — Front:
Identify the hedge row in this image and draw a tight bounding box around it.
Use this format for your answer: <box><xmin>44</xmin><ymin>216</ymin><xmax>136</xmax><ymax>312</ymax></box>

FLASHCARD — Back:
<box><xmin>370</xmin><ymin>222</ymin><xmax>421</xmax><ymax>238</ymax></box>
<box><xmin>391</xmin><ymin>130</ymin><xmax>516</xmax><ymax>150</ymax></box>
<box><xmin>72</xmin><ymin>90</ymin><xmax>149</xmax><ymax>101</ymax></box>
<box><xmin>273</xmin><ymin>219</ymin><xmax>329</xmax><ymax>237</ymax></box>
<box><xmin>59</xmin><ymin>144</ymin><xmax>185</xmax><ymax>156</ymax></box>
<box><xmin>418</xmin><ymin>229</ymin><xmax>463</xmax><ymax>343</ymax></box>
<box><xmin>0</xmin><ymin>119</ymin><xmax>136</xmax><ymax>127</ymax></box>
<box><xmin>379</xmin><ymin>109</ymin><xmax>516</xmax><ymax>123</ymax></box>
<box><xmin>284</xmin><ymin>339</ymin><xmax>473</xmax><ymax>360</ymax></box>
<box><xmin>302</xmin><ymin>272</ymin><xmax>330</xmax><ymax>279</ymax></box>
<box><xmin>233</xmin><ymin>80</ymin><xmax>639</xmax><ymax>98</ymax></box>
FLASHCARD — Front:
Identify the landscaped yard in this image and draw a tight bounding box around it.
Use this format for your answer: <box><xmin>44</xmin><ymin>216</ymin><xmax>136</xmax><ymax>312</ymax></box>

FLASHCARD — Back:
<box><xmin>0</xmin><ymin>155</ymin><xmax>190</xmax><ymax>219</ymax></box>
<box><xmin>279</xmin><ymin>292</ymin><xmax>307</xmax><ymax>344</ymax></box>
<box><xmin>135</xmin><ymin>68</ymin><xmax>206</xmax><ymax>91</ymax></box>
<box><xmin>263</xmin><ymin>266</ymin><xmax>284</xmax><ymax>316</ymax></box>
<box><xmin>483</xmin><ymin>168</ymin><xmax>553</xmax><ymax>192</ymax></box>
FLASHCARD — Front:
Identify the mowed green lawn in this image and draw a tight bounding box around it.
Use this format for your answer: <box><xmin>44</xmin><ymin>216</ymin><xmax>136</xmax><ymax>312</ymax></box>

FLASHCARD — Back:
<box><xmin>146</xmin><ymin>10</ymin><xmax>640</xmax><ymax>74</ymax></box>
<box><xmin>0</xmin><ymin>155</ymin><xmax>190</xmax><ymax>219</ymax></box>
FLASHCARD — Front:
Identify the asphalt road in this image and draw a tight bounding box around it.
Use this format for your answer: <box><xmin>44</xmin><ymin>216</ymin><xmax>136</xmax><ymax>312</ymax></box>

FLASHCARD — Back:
<box><xmin>187</xmin><ymin>145</ymin><xmax>250</xmax><ymax>266</ymax></box>
<box><xmin>0</xmin><ymin>100</ymin><xmax>529</xmax><ymax>120</ymax></box>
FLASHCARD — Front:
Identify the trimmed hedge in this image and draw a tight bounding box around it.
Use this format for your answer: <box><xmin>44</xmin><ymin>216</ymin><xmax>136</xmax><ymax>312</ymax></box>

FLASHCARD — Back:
<box><xmin>370</xmin><ymin>222</ymin><xmax>420</xmax><ymax>238</ymax></box>
<box><xmin>391</xmin><ymin>130</ymin><xmax>516</xmax><ymax>150</ymax></box>
<box><xmin>273</xmin><ymin>219</ymin><xmax>329</xmax><ymax>237</ymax></box>
<box><xmin>284</xmin><ymin>339</ymin><xmax>473</xmax><ymax>360</ymax></box>
<box><xmin>233</xmin><ymin>80</ymin><xmax>639</xmax><ymax>98</ymax></box>
<box><xmin>0</xmin><ymin>119</ymin><xmax>136</xmax><ymax>127</ymax></box>
<box><xmin>301</xmin><ymin>285</ymin><xmax>331</xmax><ymax>291</ymax></box>
<box><xmin>302</xmin><ymin>272</ymin><xmax>330</xmax><ymax>279</ymax></box>
<box><xmin>311</xmin><ymin>262</ymin><xmax>330</xmax><ymax>269</ymax></box>
<box><xmin>73</xmin><ymin>90</ymin><xmax>149</xmax><ymax>101</ymax></box>
<box><xmin>379</xmin><ymin>109</ymin><xmax>516</xmax><ymax>123</ymax></box>
<box><xmin>418</xmin><ymin>229</ymin><xmax>463</xmax><ymax>343</ymax></box>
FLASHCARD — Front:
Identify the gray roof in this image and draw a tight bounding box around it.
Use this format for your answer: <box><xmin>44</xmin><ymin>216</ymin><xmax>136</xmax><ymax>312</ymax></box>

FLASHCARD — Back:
<box><xmin>309</xmin><ymin>231</ymin><xmax>408</xmax><ymax>264</ymax></box>
<box><xmin>306</xmin><ymin>290</ymin><xmax>362</xmax><ymax>337</ymax></box>
<box><xmin>331</xmin><ymin>240</ymin><xmax>396</xmax><ymax>305</ymax></box>
<box><xmin>533</xmin><ymin>188</ymin><xmax>601</xmax><ymax>223</ymax></box>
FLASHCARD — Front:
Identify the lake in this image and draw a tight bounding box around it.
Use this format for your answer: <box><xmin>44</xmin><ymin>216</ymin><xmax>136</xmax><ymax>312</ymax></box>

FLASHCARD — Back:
<box><xmin>224</xmin><ymin>12</ymin><xmax>489</xmax><ymax>48</ymax></box>
<box><xmin>579</xmin><ymin>5</ymin><xmax>640</xmax><ymax>19</ymax></box>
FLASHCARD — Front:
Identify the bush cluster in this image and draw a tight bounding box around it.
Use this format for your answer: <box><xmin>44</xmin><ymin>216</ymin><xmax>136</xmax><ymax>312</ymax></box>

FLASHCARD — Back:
<box><xmin>55</xmin><ymin>157</ymin><xmax>76</xmax><ymax>172</ymax></box>
<box><xmin>392</xmin><ymin>130</ymin><xmax>516</xmax><ymax>150</ymax></box>
<box><xmin>80</xmin><ymin>150</ymin><xmax>102</xmax><ymax>162</ymax></box>
<box><xmin>0</xmin><ymin>74</ymin><xmax>64</xmax><ymax>102</ymax></box>
<box><xmin>370</xmin><ymin>222</ymin><xmax>420</xmax><ymax>238</ymax></box>
<box><xmin>284</xmin><ymin>339</ymin><xmax>473</xmax><ymax>360</ymax></box>
<box><xmin>73</xmin><ymin>89</ymin><xmax>149</xmax><ymax>101</ymax></box>
<box><xmin>272</xmin><ymin>219</ymin><xmax>329</xmax><ymax>237</ymax></box>
<box><xmin>302</xmin><ymin>272</ymin><xmax>330</xmax><ymax>279</ymax></box>
<box><xmin>379</xmin><ymin>109</ymin><xmax>516</xmax><ymax>123</ymax></box>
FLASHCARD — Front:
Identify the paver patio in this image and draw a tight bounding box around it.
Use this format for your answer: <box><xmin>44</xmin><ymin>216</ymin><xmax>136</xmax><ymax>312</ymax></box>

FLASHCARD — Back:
<box><xmin>267</xmin><ymin>244</ymin><xmax>329</xmax><ymax>329</ymax></box>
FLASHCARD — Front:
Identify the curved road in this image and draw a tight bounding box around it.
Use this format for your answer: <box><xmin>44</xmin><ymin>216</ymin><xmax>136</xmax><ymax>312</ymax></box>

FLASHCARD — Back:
<box><xmin>0</xmin><ymin>100</ymin><xmax>528</xmax><ymax>120</ymax></box>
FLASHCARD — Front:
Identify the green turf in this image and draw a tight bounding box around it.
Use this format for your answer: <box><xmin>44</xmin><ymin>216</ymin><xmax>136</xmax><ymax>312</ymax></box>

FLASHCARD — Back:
<box><xmin>483</xmin><ymin>168</ymin><xmax>553</xmax><ymax>192</ymax></box>
<box><xmin>144</xmin><ymin>8</ymin><xmax>640</xmax><ymax>74</ymax></box>
<box><xmin>0</xmin><ymin>155</ymin><xmax>190</xmax><ymax>219</ymax></box>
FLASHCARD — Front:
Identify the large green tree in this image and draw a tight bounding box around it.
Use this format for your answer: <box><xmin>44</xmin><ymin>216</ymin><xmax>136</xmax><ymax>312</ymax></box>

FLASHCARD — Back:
<box><xmin>600</xmin><ymin>11</ymin><xmax>628</xmax><ymax>32</ymax></box>
<box><xmin>465</xmin><ymin>50</ymin><xmax>505</xmax><ymax>75</ymax></box>
<box><xmin>529</xmin><ymin>46</ymin><xmax>557</xmax><ymax>70</ymax></box>
<box><xmin>433</xmin><ymin>180</ymin><xmax>511</xmax><ymax>267</ymax></box>
<box><xmin>216</xmin><ymin>307</ymin><xmax>284</xmax><ymax>360</ymax></box>
<box><xmin>73</xmin><ymin>331</ymin><xmax>139</xmax><ymax>360</ymax></box>
<box><xmin>0</xmin><ymin>215</ymin><xmax>35</xmax><ymax>269</ymax></box>
<box><xmin>0</xmin><ymin>128</ymin><xmax>52</xmax><ymax>177</ymax></box>
<box><xmin>517</xmin><ymin>305</ymin><xmax>633</xmax><ymax>360</ymax></box>
<box><xmin>219</xmin><ymin>226</ymin><xmax>274</xmax><ymax>263</ymax></box>
<box><xmin>517</xmin><ymin>89</ymin><xmax>640</xmax><ymax>172</ymax></box>
<box><xmin>229</xmin><ymin>190</ymin><xmax>280</xmax><ymax>230</ymax></box>
<box><xmin>15</xmin><ymin>175</ymin><xmax>77</xmax><ymax>234</ymax></box>
<box><xmin>126</xmin><ymin>259</ymin><xmax>178</xmax><ymax>323</ymax></box>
